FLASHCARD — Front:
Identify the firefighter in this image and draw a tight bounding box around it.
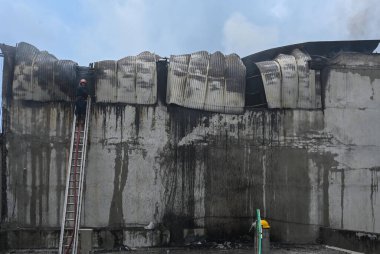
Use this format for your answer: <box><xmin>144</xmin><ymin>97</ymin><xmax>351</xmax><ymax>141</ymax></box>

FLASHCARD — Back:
<box><xmin>75</xmin><ymin>79</ymin><xmax>88</xmax><ymax>126</ymax></box>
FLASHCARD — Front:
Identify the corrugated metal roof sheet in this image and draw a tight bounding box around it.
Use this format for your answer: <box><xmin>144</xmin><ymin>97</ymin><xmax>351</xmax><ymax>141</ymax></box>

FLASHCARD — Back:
<box><xmin>166</xmin><ymin>54</ymin><xmax>190</xmax><ymax>106</ymax></box>
<box><xmin>256</xmin><ymin>49</ymin><xmax>321</xmax><ymax>109</ymax></box>
<box><xmin>167</xmin><ymin>51</ymin><xmax>246</xmax><ymax>114</ymax></box>
<box><xmin>13</xmin><ymin>42</ymin><xmax>77</xmax><ymax>102</ymax></box>
<box><xmin>275</xmin><ymin>54</ymin><xmax>298</xmax><ymax>108</ymax></box>
<box><xmin>117</xmin><ymin>56</ymin><xmax>136</xmax><ymax>103</ymax></box>
<box><xmin>292</xmin><ymin>49</ymin><xmax>315</xmax><ymax>108</ymax></box>
<box><xmin>95</xmin><ymin>60</ymin><xmax>117</xmax><ymax>103</ymax></box>
<box><xmin>136</xmin><ymin>52</ymin><xmax>157</xmax><ymax>105</ymax></box>
<box><xmin>204</xmin><ymin>51</ymin><xmax>225</xmax><ymax>113</ymax></box>
<box><xmin>224</xmin><ymin>54</ymin><xmax>246</xmax><ymax>114</ymax></box>
<box><xmin>94</xmin><ymin>52</ymin><xmax>158</xmax><ymax>104</ymax></box>
<box><xmin>256</xmin><ymin>61</ymin><xmax>282</xmax><ymax>108</ymax></box>
<box><xmin>183</xmin><ymin>51</ymin><xmax>209</xmax><ymax>110</ymax></box>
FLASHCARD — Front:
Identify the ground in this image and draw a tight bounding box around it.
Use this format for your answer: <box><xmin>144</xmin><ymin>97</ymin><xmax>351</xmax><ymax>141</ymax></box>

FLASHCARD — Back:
<box><xmin>4</xmin><ymin>245</ymin><xmax>350</xmax><ymax>254</ymax></box>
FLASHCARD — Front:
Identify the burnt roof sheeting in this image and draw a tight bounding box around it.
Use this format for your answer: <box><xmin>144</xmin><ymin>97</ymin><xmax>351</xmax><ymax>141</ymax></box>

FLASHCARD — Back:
<box><xmin>256</xmin><ymin>61</ymin><xmax>282</xmax><ymax>108</ymax></box>
<box><xmin>224</xmin><ymin>54</ymin><xmax>246</xmax><ymax>114</ymax></box>
<box><xmin>12</xmin><ymin>42</ymin><xmax>77</xmax><ymax>102</ymax></box>
<box><xmin>167</xmin><ymin>51</ymin><xmax>246</xmax><ymax>114</ymax></box>
<box><xmin>256</xmin><ymin>50</ymin><xmax>321</xmax><ymax>109</ymax></box>
<box><xmin>204</xmin><ymin>51</ymin><xmax>225</xmax><ymax>113</ymax></box>
<box><xmin>94</xmin><ymin>52</ymin><xmax>157</xmax><ymax>104</ymax></box>
<box><xmin>13</xmin><ymin>42</ymin><xmax>77</xmax><ymax>101</ymax></box>
<box><xmin>276</xmin><ymin>54</ymin><xmax>299</xmax><ymax>108</ymax></box>
<box><xmin>242</xmin><ymin>40</ymin><xmax>380</xmax><ymax>63</ymax></box>
<box><xmin>117</xmin><ymin>56</ymin><xmax>136</xmax><ymax>103</ymax></box>
<box><xmin>166</xmin><ymin>54</ymin><xmax>190</xmax><ymax>106</ymax></box>
<box><xmin>95</xmin><ymin>60</ymin><xmax>117</xmax><ymax>102</ymax></box>
<box><xmin>183</xmin><ymin>51</ymin><xmax>209</xmax><ymax>110</ymax></box>
<box><xmin>136</xmin><ymin>52</ymin><xmax>157</xmax><ymax>104</ymax></box>
<box><xmin>292</xmin><ymin>49</ymin><xmax>315</xmax><ymax>108</ymax></box>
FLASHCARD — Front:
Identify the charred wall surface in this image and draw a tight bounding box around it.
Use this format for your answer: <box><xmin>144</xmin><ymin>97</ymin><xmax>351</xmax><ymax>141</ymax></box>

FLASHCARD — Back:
<box><xmin>1</xmin><ymin>42</ymin><xmax>380</xmax><ymax>250</ymax></box>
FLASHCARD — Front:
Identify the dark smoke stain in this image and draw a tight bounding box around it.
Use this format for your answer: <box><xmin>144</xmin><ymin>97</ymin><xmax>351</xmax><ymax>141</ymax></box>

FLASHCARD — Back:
<box><xmin>160</xmin><ymin>143</ymin><xmax>197</xmax><ymax>242</ymax></box>
<box><xmin>30</xmin><ymin>144</ymin><xmax>37</xmax><ymax>226</ymax></box>
<box><xmin>108</xmin><ymin>143</ymin><xmax>129</xmax><ymax>227</ymax></box>
<box><xmin>134</xmin><ymin>106</ymin><xmax>140</xmax><ymax>137</ymax></box>
<box><xmin>38</xmin><ymin>147</ymin><xmax>43</xmax><ymax>226</ymax></box>
<box><xmin>370</xmin><ymin>167</ymin><xmax>379</xmax><ymax>231</ymax></box>
<box><xmin>159</xmin><ymin>144</ymin><xmax>178</xmax><ymax>216</ymax></box>
<box><xmin>340</xmin><ymin>169</ymin><xmax>345</xmax><ymax>229</ymax></box>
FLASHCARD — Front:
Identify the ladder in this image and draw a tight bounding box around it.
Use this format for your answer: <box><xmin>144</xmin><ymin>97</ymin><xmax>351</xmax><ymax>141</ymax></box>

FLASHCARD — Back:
<box><xmin>59</xmin><ymin>98</ymin><xmax>91</xmax><ymax>254</ymax></box>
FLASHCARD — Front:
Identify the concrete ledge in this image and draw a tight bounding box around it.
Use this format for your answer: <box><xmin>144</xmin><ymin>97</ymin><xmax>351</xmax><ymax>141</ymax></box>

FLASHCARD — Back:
<box><xmin>319</xmin><ymin>227</ymin><xmax>380</xmax><ymax>254</ymax></box>
<box><xmin>0</xmin><ymin>227</ymin><xmax>164</xmax><ymax>251</ymax></box>
<box><xmin>0</xmin><ymin>228</ymin><xmax>60</xmax><ymax>250</ymax></box>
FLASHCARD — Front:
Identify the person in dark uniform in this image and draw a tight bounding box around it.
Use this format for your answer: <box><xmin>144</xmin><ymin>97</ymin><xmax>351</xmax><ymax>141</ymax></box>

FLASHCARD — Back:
<box><xmin>75</xmin><ymin>79</ymin><xmax>88</xmax><ymax>126</ymax></box>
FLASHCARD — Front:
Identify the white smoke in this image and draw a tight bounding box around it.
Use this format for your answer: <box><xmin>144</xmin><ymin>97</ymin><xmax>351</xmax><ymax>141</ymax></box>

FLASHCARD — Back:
<box><xmin>335</xmin><ymin>0</ymin><xmax>380</xmax><ymax>39</ymax></box>
<box><xmin>222</xmin><ymin>12</ymin><xmax>279</xmax><ymax>56</ymax></box>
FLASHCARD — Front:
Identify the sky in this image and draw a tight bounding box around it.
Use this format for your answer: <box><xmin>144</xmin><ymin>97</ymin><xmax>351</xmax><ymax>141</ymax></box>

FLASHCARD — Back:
<box><xmin>0</xmin><ymin>0</ymin><xmax>380</xmax><ymax>65</ymax></box>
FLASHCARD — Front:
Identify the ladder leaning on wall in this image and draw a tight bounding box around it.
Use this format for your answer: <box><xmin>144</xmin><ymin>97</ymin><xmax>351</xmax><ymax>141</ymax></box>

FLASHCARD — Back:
<box><xmin>59</xmin><ymin>98</ymin><xmax>91</xmax><ymax>254</ymax></box>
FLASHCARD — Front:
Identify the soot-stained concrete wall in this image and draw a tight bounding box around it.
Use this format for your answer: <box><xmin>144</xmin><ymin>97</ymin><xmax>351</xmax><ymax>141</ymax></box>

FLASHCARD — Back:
<box><xmin>1</xmin><ymin>49</ymin><xmax>380</xmax><ymax>247</ymax></box>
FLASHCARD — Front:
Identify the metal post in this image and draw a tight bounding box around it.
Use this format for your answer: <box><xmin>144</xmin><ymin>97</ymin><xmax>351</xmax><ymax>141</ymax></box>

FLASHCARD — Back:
<box><xmin>256</xmin><ymin>209</ymin><xmax>262</xmax><ymax>254</ymax></box>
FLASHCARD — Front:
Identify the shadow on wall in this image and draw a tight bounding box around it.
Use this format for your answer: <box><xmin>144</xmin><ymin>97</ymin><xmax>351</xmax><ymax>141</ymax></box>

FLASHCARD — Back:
<box><xmin>0</xmin><ymin>50</ymin><xmax>3</xmax><ymax>132</ymax></box>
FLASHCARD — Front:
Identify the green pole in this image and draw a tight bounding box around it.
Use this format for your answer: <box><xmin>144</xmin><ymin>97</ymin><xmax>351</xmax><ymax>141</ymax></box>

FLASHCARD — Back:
<box><xmin>256</xmin><ymin>209</ymin><xmax>262</xmax><ymax>254</ymax></box>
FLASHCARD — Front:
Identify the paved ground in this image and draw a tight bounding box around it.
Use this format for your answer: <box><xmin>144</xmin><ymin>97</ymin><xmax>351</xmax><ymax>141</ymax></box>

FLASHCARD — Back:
<box><xmin>95</xmin><ymin>245</ymin><xmax>348</xmax><ymax>254</ymax></box>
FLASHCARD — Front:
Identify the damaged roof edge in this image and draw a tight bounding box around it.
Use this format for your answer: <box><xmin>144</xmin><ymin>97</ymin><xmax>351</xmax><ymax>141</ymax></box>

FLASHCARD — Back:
<box><xmin>242</xmin><ymin>40</ymin><xmax>380</xmax><ymax>64</ymax></box>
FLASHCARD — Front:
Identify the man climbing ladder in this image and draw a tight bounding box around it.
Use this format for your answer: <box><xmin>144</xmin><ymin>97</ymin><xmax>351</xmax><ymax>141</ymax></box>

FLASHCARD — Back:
<box><xmin>75</xmin><ymin>79</ymin><xmax>88</xmax><ymax>126</ymax></box>
<box><xmin>59</xmin><ymin>79</ymin><xmax>91</xmax><ymax>254</ymax></box>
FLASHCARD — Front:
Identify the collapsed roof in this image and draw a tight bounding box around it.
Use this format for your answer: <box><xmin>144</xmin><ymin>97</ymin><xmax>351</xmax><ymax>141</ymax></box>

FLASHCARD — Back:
<box><xmin>1</xmin><ymin>40</ymin><xmax>379</xmax><ymax>113</ymax></box>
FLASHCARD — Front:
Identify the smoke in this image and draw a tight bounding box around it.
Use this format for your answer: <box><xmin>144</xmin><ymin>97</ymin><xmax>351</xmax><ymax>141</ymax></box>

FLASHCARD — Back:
<box><xmin>340</xmin><ymin>0</ymin><xmax>380</xmax><ymax>39</ymax></box>
<box><xmin>222</xmin><ymin>13</ymin><xmax>279</xmax><ymax>56</ymax></box>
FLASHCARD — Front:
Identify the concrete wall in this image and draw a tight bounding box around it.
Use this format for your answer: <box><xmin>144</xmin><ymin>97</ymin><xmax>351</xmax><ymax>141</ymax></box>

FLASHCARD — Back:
<box><xmin>1</xmin><ymin>52</ymin><xmax>380</xmax><ymax>248</ymax></box>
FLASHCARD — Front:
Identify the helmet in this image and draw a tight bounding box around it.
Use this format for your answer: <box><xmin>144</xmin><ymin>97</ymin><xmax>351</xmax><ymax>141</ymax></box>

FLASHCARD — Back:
<box><xmin>80</xmin><ymin>78</ymin><xmax>87</xmax><ymax>84</ymax></box>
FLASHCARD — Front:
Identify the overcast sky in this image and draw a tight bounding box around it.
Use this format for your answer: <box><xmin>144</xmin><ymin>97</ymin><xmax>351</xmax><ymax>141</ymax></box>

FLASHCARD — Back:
<box><xmin>1</xmin><ymin>0</ymin><xmax>380</xmax><ymax>65</ymax></box>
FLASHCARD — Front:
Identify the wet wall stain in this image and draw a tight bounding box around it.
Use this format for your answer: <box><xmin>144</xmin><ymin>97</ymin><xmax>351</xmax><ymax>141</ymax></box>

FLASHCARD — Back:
<box><xmin>1</xmin><ymin>44</ymin><xmax>16</xmax><ymax>223</ymax></box>
<box><xmin>159</xmin><ymin>142</ymin><xmax>199</xmax><ymax>242</ymax></box>
<box><xmin>340</xmin><ymin>169</ymin><xmax>345</xmax><ymax>229</ymax></box>
<box><xmin>3</xmin><ymin>97</ymin><xmax>379</xmax><ymax>245</ymax></box>
<box><xmin>5</xmin><ymin>102</ymin><xmax>72</xmax><ymax>227</ymax></box>
<box><xmin>109</xmin><ymin>143</ymin><xmax>129</xmax><ymax>227</ymax></box>
<box><xmin>370</xmin><ymin>167</ymin><xmax>379</xmax><ymax>231</ymax></box>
